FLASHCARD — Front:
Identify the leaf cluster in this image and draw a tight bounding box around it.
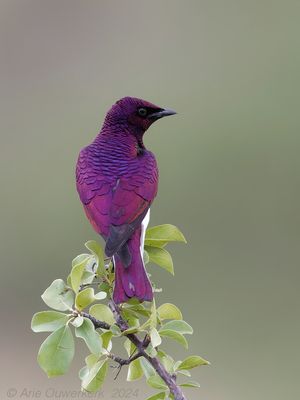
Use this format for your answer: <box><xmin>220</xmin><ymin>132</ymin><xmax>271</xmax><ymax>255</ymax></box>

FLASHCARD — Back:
<box><xmin>31</xmin><ymin>224</ymin><xmax>209</xmax><ymax>399</ymax></box>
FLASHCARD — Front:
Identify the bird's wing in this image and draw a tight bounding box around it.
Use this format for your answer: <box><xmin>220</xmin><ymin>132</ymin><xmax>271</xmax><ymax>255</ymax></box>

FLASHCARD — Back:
<box><xmin>105</xmin><ymin>175</ymin><xmax>157</xmax><ymax>257</ymax></box>
<box><xmin>76</xmin><ymin>150</ymin><xmax>114</xmax><ymax>236</ymax></box>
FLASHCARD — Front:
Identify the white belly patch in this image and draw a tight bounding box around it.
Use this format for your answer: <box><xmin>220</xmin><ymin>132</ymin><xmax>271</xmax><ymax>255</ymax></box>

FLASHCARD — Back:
<box><xmin>140</xmin><ymin>209</ymin><xmax>150</xmax><ymax>264</ymax></box>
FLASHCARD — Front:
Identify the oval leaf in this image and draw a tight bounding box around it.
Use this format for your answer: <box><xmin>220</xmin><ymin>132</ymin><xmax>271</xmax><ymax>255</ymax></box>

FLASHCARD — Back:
<box><xmin>150</xmin><ymin>327</ymin><xmax>162</xmax><ymax>348</ymax></box>
<box><xmin>177</xmin><ymin>369</ymin><xmax>191</xmax><ymax>377</ymax></box>
<box><xmin>159</xmin><ymin>330</ymin><xmax>188</xmax><ymax>349</ymax></box>
<box><xmin>177</xmin><ymin>355</ymin><xmax>210</xmax><ymax>370</ymax></box>
<box><xmin>140</xmin><ymin>358</ymin><xmax>156</xmax><ymax>379</ymax></box>
<box><xmin>70</xmin><ymin>256</ymin><xmax>91</xmax><ymax>293</ymax></box>
<box><xmin>110</xmin><ymin>324</ymin><xmax>121</xmax><ymax>336</ymax></box>
<box><xmin>124</xmin><ymin>304</ymin><xmax>151</xmax><ymax>318</ymax></box>
<box><xmin>159</xmin><ymin>353</ymin><xmax>175</xmax><ymax>373</ymax></box>
<box><xmin>179</xmin><ymin>380</ymin><xmax>201</xmax><ymax>388</ymax></box>
<box><xmin>147</xmin><ymin>375</ymin><xmax>168</xmax><ymax>390</ymax></box>
<box><xmin>160</xmin><ymin>320</ymin><xmax>193</xmax><ymax>335</ymax></box>
<box><xmin>75</xmin><ymin>288</ymin><xmax>95</xmax><ymax>311</ymax></box>
<box><xmin>75</xmin><ymin>318</ymin><xmax>102</xmax><ymax>355</ymax></box>
<box><xmin>85</xmin><ymin>353</ymin><xmax>100</xmax><ymax>369</ymax></box>
<box><xmin>127</xmin><ymin>358</ymin><xmax>143</xmax><ymax>381</ymax></box>
<box><xmin>145</xmin><ymin>246</ymin><xmax>174</xmax><ymax>275</ymax></box>
<box><xmin>89</xmin><ymin>304</ymin><xmax>115</xmax><ymax>325</ymax></box>
<box><xmin>37</xmin><ymin>325</ymin><xmax>74</xmax><ymax>377</ymax></box>
<box><xmin>101</xmin><ymin>331</ymin><xmax>113</xmax><ymax>350</ymax></box>
<box><xmin>41</xmin><ymin>279</ymin><xmax>74</xmax><ymax>311</ymax></box>
<box><xmin>157</xmin><ymin>303</ymin><xmax>182</xmax><ymax>321</ymax></box>
<box><xmin>72</xmin><ymin>253</ymin><xmax>90</xmax><ymax>267</ymax></box>
<box><xmin>145</xmin><ymin>343</ymin><xmax>157</xmax><ymax>357</ymax></box>
<box><xmin>82</xmin><ymin>359</ymin><xmax>108</xmax><ymax>392</ymax></box>
<box><xmin>79</xmin><ymin>366</ymin><xmax>89</xmax><ymax>381</ymax></box>
<box><xmin>31</xmin><ymin>311</ymin><xmax>69</xmax><ymax>332</ymax></box>
<box><xmin>94</xmin><ymin>291</ymin><xmax>107</xmax><ymax>300</ymax></box>
<box><xmin>124</xmin><ymin>338</ymin><xmax>136</xmax><ymax>357</ymax></box>
<box><xmin>71</xmin><ymin>315</ymin><xmax>84</xmax><ymax>328</ymax></box>
<box><xmin>145</xmin><ymin>224</ymin><xmax>187</xmax><ymax>247</ymax></box>
<box><xmin>146</xmin><ymin>392</ymin><xmax>166</xmax><ymax>400</ymax></box>
<box><xmin>81</xmin><ymin>271</ymin><xmax>96</xmax><ymax>285</ymax></box>
<box><xmin>85</xmin><ymin>240</ymin><xmax>105</xmax><ymax>276</ymax></box>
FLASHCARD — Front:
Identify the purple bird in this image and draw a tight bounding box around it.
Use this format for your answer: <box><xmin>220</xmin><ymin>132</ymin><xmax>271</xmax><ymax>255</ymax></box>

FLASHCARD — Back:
<box><xmin>76</xmin><ymin>97</ymin><xmax>176</xmax><ymax>303</ymax></box>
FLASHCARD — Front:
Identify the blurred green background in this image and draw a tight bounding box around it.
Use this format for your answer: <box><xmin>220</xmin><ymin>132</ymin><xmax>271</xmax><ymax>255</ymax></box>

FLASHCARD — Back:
<box><xmin>1</xmin><ymin>1</ymin><xmax>300</xmax><ymax>399</ymax></box>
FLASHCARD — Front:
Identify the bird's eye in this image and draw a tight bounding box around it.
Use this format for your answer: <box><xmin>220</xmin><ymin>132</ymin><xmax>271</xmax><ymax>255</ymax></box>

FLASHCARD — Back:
<box><xmin>137</xmin><ymin>107</ymin><xmax>147</xmax><ymax>117</ymax></box>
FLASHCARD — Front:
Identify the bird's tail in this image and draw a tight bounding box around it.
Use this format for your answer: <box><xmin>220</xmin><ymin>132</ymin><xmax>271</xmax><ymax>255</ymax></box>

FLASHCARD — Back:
<box><xmin>112</xmin><ymin>228</ymin><xmax>153</xmax><ymax>304</ymax></box>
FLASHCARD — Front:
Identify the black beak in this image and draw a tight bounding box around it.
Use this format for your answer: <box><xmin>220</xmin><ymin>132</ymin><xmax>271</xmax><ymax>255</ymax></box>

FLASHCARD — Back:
<box><xmin>149</xmin><ymin>108</ymin><xmax>177</xmax><ymax>119</ymax></box>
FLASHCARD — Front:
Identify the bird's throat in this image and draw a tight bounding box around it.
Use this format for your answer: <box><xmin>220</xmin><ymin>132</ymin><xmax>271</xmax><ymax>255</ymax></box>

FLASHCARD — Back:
<box><xmin>137</xmin><ymin>136</ymin><xmax>145</xmax><ymax>156</ymax></box>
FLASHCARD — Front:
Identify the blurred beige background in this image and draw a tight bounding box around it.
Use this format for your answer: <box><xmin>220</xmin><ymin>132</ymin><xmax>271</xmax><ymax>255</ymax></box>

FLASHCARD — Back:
<box><xmin>1</xmin><ymin>1</ymin><xmax>300</xmax><ymax>399</ymax></box>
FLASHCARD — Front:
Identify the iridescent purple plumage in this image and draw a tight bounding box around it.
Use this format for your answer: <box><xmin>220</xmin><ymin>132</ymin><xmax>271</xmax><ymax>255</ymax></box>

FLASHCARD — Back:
<box><xmin>76</xmin><ymin>97</ymin><xmax>176</xmax><ymax>303</ymax></box>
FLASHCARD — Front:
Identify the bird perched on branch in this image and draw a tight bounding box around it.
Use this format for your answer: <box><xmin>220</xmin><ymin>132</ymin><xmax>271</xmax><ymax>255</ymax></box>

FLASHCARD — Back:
<box><xmin>76</xmin><ymin>97</ymin><xmax>176</xmax><ymax>303</ymax></box>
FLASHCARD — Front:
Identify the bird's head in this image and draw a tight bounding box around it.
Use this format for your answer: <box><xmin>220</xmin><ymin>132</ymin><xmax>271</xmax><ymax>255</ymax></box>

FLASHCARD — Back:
<box><xmin>105</xmin><ymin>96</ymin><xmax>176</xmax><ymax>134</ymax></box>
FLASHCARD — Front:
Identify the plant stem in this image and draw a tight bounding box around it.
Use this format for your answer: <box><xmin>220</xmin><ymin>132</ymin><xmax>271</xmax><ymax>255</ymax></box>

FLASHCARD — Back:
<box><xmin>107</xmin><ymin>351</ymin><xmax>142</xmax><ymax>366</ymax></box>
<box><xmin>83</xmin><ymin>301</ymin><xmax>187</xmax><ymax>400</ymax></box>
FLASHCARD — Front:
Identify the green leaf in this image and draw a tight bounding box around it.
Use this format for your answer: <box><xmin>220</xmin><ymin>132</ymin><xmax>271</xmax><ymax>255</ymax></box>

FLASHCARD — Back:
<box><xmin>70</xmin><ymin>255</ymin><xmax>91</xmax><ymax>293</ymax></box>
<box><xmin>150</xmin><ymin>327</ymin><xmax>162</xmax><ymax>348</ymax></box>
<box><xmin>81</xmin><ymin>271</ymin><xmax>95</xmax><ymax>285</ymax></box>
<box><xmin>157</xmin><ymin>303</ymin><xmax>182</xmax><ymax>321</ymax></box>
<box><xmin>159</xmin><ymin>330</ymin><xmax>188</xmax><ymax>349</ymax></box>
<box><xmin>37</xmin><ymin>325</ymin><xmax>74</xmax><ymax>377</ymax></box>
<box><xmin>158</xmin><ymin>352</ymin><xmax>175</xmax><ymax>373</ymax></box>
<box><xmin>150</xmin><ymin>299</ymin><xmax>157</xmax><ymax>329</ymax></box>
<box><xmin>124</xmin><ymin>303</ymin><xmax>151</xmax><ymax>318</ymax></box>
<box><xmin>145</xmin><ymin>246</ymin><xmax>174</xmax><ymax>275</ymax></box>
<box><xmin>127</xmin><ymin>358</ymin><xmax>143</xmax><ymax>381</ymax></box>
<box><xmin>71</xmin><ymin>315</ymin><xmax>84</xmax><ymax>327</ymax></box>
<box><xmin>177</xmin><ymin>369</ymin><xmax>191</xmax><ymax>377</ymax></box>
<box><xmin>147</xmin><ymin>375</ymin><xmax>168</xmax><ymax>390</ymax></box>
<box><xmin>75</xmin><ymin>288</ymin><xmax>96</xmax><ymax>311</ymax></box>
<box><xmin>145</xmin><ymin>392</ymin><xmax>166</xmax><ymax>400</ymax></box>
<box><xmin>94</xmin><ymin>291</ymin><xmax>107</xmax><ymax>300</ymax></box>
<box><xmin>145</xmin><ymin>224</ymin><xmax>187</xmax><ymax>247</ymax></box>
<box><xmin>145</xmin><ymin>343</ymin><xmax>157</xmax><ymax>357</ymax></box>
<box><xmin>110</xmin><ymin>324</ymin><xmax>121</xmax><ymax>336</ymax></box>
<box><xmin>121</xmin><ymin>310</ymin><xmax>140</xmax><ymax>328</ymax></box>
<box><xmin>72</xmin><ymin>253</ymin><xmax>91</xmax><ymax>267</ymax></box>
<box><xmin>41</xmin><ymin>279</ymin><xmax>74</xmax><ymax>311</ymax></box>
<box><xmin>81</xmin><ymin>359</ymin><xmax>108</xmax><ymax>392</ymax></box>
<box><xmin>140</xmin><ymin>358</ymin><xmax>156</xmax><ymax>379</ymax></box>
<box><xmin>31</xmin><ymin>311</ymin><xmax>69</xmax><ymax>332</ymax></box>
<box><xmin>126</xmin><ymin>298</ymin><xmax>140</xmax><ymax>305</ymax></box>
<box><xmin>143</xmin><ymin>250</ymin><xmax>150</xmax><ymax>264</ymax></box>
<box><xmin>124</xmin><ymin>338</ymin><xmax>136</xmax><ymax>357</ymax></box>
<box><xmin>85</xmin><ymin>354</ymin><xmax>100</xmax><ymax>369</ymax></box>
<box><xmin>101</xmin><ymin>331</ymin><xmax>113</xmax><ymax>350</ymax></box>
<box><xmin>177</xmin><ymin>355</ymin><xmax>210</xmax><ymax>370</ymax></box>
<box><xmin>98</xmin><ymin>281</ymin><xmax>111</xmax><ymax>293</ymax></box>
<box><xmin>79</xmin><ymin>366</ymin><xmax>89</xmax><ymax>381</ymax></box>
<box><xmin>75</xmin><ymin>318</ymin><xmax>102</xmax><ymax>355</ymax></box>
<box><xmin>160</xmin><ymin>320</ymin><xmax>193</xmax><ymax>335</ymax></box>
<box><xmin>67</xmin><ymin>274</ymin><xmax>72</xmax><ymax>288</ymax></box>
<box><xmin>179</xmin><ymin>380</ymin><xmax>201</xmax><ymax>388</ymax></box>
<box><xmin>89</xmin><ymin>304</ymin><xmax>115</xmax><ymax>325</ymax></box>
<box><xmin>121</xmin><ymin>326</ymin><xmax>140</xmax><ymax>335</ymax></box>
<box><xmin>85</xmin><ymin>240</ymin><xmax>105</xmax><ymax>276</ymax></box>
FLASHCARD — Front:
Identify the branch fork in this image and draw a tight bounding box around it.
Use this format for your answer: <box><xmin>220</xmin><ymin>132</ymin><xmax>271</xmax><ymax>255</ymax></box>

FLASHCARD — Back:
<box><xmin>82</xmin><ymin>300</ymin><xmax>187</xmax><ymax>400</ymax></box>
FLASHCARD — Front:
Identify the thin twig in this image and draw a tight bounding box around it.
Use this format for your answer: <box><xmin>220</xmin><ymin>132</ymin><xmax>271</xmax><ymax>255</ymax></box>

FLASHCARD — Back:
<box><xmin>107</xmin><ymin>351</ymin><xmax>143</xmax><ymax>366</ymax></box>
<box><xmin>108</xmin><ymin>351</ymin><xmax>143</xmax><ymax>381</ymax></box>
<box><xmin>81</xmin><ymin>311</ymin><xmax>110</xmax><ymax>330</ymax></box>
